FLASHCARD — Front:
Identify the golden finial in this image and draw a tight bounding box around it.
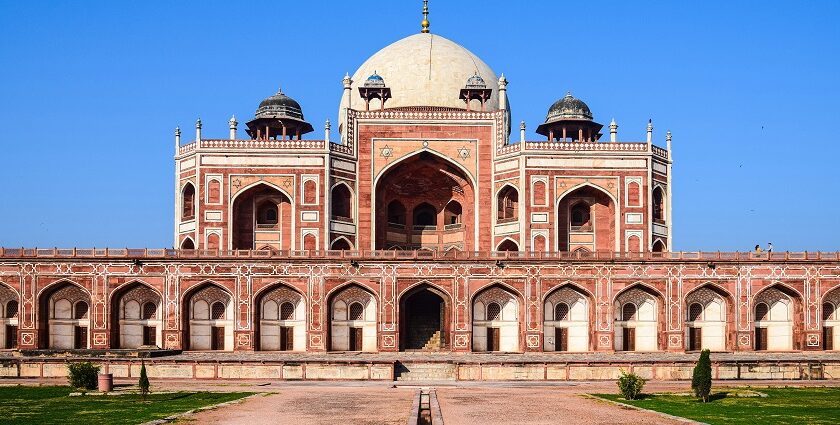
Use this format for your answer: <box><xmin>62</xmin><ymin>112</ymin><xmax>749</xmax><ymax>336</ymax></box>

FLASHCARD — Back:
<box><xmin>421</xmin><ymin>0</ymin><xmax>430</xmax><ymax>33</ymax></box>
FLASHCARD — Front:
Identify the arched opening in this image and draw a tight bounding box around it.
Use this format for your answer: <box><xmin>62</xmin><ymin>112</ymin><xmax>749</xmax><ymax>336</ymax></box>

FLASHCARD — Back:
<box><xmin>413</xmin><ymin>203</ymin><xmax>437</xmax><ymax>228</ymax></box>
<box><xmin>182</xmin><ymin>183</ymin><xmax>195</xmax><ymax>220</ymax></box>
<box><xmin>232</xmin><ymin>184</ymin><xmax>292</xmax><ymax>250</ymax></box>
<box><xmin>497</xmin><ymin>186</ymin><xmax>518</xmax><ymax>223</ymax></box>
<box><xmin>653</xmin><ymin>186</ymin><xmax>665</xmax><ymax>222</ymax></box>
<box><xmin>180</xmin><ymin>237</ymin><xmax>195</xmax><ymax>250</ymax></box>
<box><xmin>110</xmin><ymin>282</ymin><xmax>163</xmax><ymax>349</ymax></box>
<box><xmin>38</xmin><ymin>282</ymin><xmax>91</xmax><ymax>349</ymax></box>
<box><xmin>823</xmin><ymin>288</ymin><xmax>840</xmax><ymax>350</ymax></box>
<box><xmin>375</xmin><ymin>152</ymin><xmax>474</xmax><ymax>250</ymax></box>
<box><xmin>472</xmin><ymin>285</ymin><xmax>520</xmax><ymax>352</ymax></box>
<box><xmin>182</xmin><ymin>283</ymin><xmax>233</xmax><ymax>351</ymax></box>
<box><xmin>543</xmin><ymin>285</ymin><xmax>591</xmax><ymax>352</ymax></box>
<box><xmin>753</xmin><ymin>285</ymin><xmax>800</xmax><ymax>351</ymax></box>
<box><xmin>684</xmin><ymin>285</ymin><xmax>731</xmax><ymax>351</ymax></box>
<box><xmin>255</xmin><ymin>284</ymin><xmax>305</xmax><ymax>351</ymax></box>
<box><xmin>330</xmin><ymin>238</ymin><xmax>352</xmax><ymax>250</ymax></box>
<box><xmin>614</xmin><ymin>285</ymin><xmax>662</xmax><ymax>352</ymax></box>
<box><xmin>497</xmin><ymin>239</ymin><xmax>519</xmax><ymax>252</ymax></box>
<box><xmin>399</xmin><ymin>285</ymin><xmax>450</xmax><ymax>351</ymax></box>
<box><xmin>652</xmin><ymin>240</ymin><xmax>666</xmax><ymax>253</ymax></box>
<box><xmin>570</xmin><ymin>202</ymin><xmax>591</xmax><ymax>231</ymax></box>
<box><xmin>331</xmin><ymin>184</ymin><xmax>352</xmax><ymax>222</ymax></box>
<box><xmin>558</xmin><ymin>185</ymin><xmax>615</xmax><ymax>252</ymax></box>
<box><xmin>443</xmin><ymin>201</ymin><xmax>462</xmax><ymax>228</ymax></box>
<box><xmin>0</xmin><ymin>285</ymin><xmax>19</xmax><ymax>349</ymax></box>
<box><xmin>387</xmin><ymin>201</ymin><xmax>406</xmax><ymax>228</ymax></box>
<box><xmin>328</xmin><ymin>285</ymin><xmax>377</xmax><ymax>352</ymax></box>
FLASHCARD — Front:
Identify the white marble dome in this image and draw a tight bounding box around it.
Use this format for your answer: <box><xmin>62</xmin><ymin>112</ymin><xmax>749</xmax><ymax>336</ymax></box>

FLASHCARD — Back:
<box><xmin>346</xmin><ymin>33</ymin><xmax>500</xmax><ymax>112</ymax></box>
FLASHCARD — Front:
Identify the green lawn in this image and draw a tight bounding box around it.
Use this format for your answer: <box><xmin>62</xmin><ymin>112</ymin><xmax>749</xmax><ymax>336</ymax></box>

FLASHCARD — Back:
<box><xmin>0</xmin><ymin>385</ymin><xmax>254</xmax><ymax>425</ymax></box>
<box><xmin>594</xmin><ymin>387</ymin><xmax>840</xmax><ymax>425</ymax></box>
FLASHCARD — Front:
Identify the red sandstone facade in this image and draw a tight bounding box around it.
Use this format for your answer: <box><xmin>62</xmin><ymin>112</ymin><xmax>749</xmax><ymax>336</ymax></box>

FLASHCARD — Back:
<box><xmin>1</xmin><ymin>30</ymin><xmax>838</xmax><ymax>355</ymax></box>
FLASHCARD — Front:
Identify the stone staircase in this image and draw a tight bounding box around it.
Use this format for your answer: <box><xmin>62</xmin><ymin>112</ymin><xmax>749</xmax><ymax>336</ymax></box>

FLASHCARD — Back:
<box><xmin>408</xmin><ymin>325</ymin><xmax>443</xmax><ymax>351</ymax></box>
<box><xmin>396</xmin><ymin>362</ymin><xmax>457</xmax><ymax>381</ymax></box>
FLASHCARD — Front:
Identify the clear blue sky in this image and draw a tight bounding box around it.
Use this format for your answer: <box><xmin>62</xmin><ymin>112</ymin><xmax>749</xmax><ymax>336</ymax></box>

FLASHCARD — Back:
<box><xmin>1</xmin><ymin>1</ymin><xmax>838</xmax><ymax>251</ymax></box>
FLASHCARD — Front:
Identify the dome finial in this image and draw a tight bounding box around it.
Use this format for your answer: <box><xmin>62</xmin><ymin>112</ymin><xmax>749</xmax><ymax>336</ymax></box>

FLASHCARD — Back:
<box><xmin>421</xmin><ymin>0</ymin><xmax>430</xmax><ymax>33</ymax></box>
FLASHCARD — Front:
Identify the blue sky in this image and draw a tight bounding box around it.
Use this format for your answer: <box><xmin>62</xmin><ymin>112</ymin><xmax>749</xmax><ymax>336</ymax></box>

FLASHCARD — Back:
<box><xmin>0</xmin><ymin>1</ymin><xmax>838</xmax><ymax>251</ymax></box>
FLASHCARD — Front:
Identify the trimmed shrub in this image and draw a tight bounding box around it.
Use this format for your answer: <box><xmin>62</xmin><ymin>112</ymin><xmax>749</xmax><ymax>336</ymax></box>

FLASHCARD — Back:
<box><xmin>139</xmin><ymin>362</ymin><xmax>150</xmax><ymax>397</ymax></box>
<box><xmin>692</xmin><ymin>349</ymin><xmax>713</xmax><ymax>402</ymax></box>
<box><xmin>67</xmin><ymin>362</ymin><xmax>100</xmax><ymax>390</ymax></box>
<box><xmin>617</xmin><ymin>370</ymin><xmax>646</xmax><ymax>400</ymax></box>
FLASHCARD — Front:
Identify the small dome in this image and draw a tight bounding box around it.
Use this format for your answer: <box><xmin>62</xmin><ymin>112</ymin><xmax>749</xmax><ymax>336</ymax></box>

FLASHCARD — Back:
<box><xmin>464</xmin><ymin>73</ymin><xmax>487</xmax><ymax>89</ymax></box>
<box><xmin>364</xmin><ymin>72</ymin><xmax>386</xmax><ymax>88</ymax></box>
<box><xmin>545</xmin><ymin>92</ymin><xmax>593</xmax><ymax>123</ymax></box>
<box><xmin>256</xmin><ymin>89</ymin><xmax>305</xmax><ymax>121</ymax></box>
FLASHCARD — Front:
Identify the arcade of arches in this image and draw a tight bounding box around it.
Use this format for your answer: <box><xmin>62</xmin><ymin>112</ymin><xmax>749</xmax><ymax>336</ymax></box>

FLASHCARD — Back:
<box><xmin>375</xmin><ymin>152</ymin><xmax>474</xmax><ymax>251</ymax></box>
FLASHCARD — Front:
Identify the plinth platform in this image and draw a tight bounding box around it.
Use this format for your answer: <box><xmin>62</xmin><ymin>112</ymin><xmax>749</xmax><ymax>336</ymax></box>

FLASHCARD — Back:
<box><xmin>1</xmin><ymin>351</ymin><xmax>838</xmax><ymax>382</ymax></box>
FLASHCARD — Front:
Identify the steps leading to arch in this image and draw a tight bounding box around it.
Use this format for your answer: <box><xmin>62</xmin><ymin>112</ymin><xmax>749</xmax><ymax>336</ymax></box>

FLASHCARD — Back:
<box><xmin>396</xmin><ymin>362</ymin><xmax>457</xmax><ymax>381</ymax></box>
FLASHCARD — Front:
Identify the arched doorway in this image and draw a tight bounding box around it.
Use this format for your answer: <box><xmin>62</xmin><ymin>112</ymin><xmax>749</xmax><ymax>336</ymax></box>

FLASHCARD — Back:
<box><xmin>255</xmin><ymin>285</ymin><xmax>305</xmax><ymax>351</ymax></box>
<box><xmin>753</xmin><ymin>285</ymin><xmax>800</xmax><ymax>351</ymax></box>
<box><xmin>614</xmin><ymin>285</ymin><xmax>662</xmax><ymax>351</ymax></box>
<box><xmin>38</xmin><ymin>282</ymin><xmax>91</xmax><ymax>349</ymax></box>
<box><xmin>684</xmin><ymin>285</ymin><xmax>731</xmax><ymax>351</ymax></box>
<box><xmin>231</xmin><ymin>183</ymin><xmax>292</xmax><ymax>250</ymax></box>
<box><xmin>374</xmin><ymin>151</ymin><xmax>474</xmax><ymax>251</ymax></box>
<box><xmin>543</xmin><ymin>285</ymin><xmax>591</xmax><ymax>352</ymax></box>
<box><xmin>823</xmin><ymin>287</ymin><xmax>840</xmax><ymax>350</ymax></box>
<box><xmin>181</xmin><ymin>283</ymin><xmax>233</xmax><ymax>351</ymax></box>
<box><xmin>110</xmin><ymin>282</ymin><xmax>163</xmax><ymax>349</ymax></box>
<box><xmin>472</xmin><ymin>285</ymin><xmax>520</xmax><ymax>352</ymax></box>
<box><xmin>328</xmin><ymin>285</ymin><xmax>377</xmax><ymax>352</ymax></box>
<box><xmin>399</xmin><ymin>285</ymin><xmax>449</xmax><ymax>351</ymax></box>
<box><xmin>557</xmin><ymin>185</ymin><xmax>616</xmax><ymax>252</ymax></box>
<box><xmin>0</xmin><ymin>284</ymin><xmax>19</xmax><ymax>349</ymax></box>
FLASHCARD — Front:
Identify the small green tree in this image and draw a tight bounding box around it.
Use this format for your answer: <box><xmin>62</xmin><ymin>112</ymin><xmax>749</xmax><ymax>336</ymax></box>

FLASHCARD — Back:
<box><xmin>617</xmin><ymin>370</ymin><xmax>646</xmax><ymax>400</ymax></box>
<box><xmin>67</xmin><ymin>362</ymin><xmax>100</xmax><ymax>391</ymax></box>
<box><xmin>692</xmin><ymin>349</ymin><xmax>713</xmax><ymax>402</ymax></box>
<box><xmin>139</xmin><ymin>361</ymin><xmax>150</xmax><ymax>398</ymax></box>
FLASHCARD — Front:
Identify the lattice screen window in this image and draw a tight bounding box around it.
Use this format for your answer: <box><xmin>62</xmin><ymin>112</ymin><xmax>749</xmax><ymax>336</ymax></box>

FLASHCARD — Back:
<box><xmin>755</xmin><ymin>303</ymin><xmax>769</xmax><ymax>321</ymax></box>
<box><xmin>554</xmin><ymin>303</ymin><xmax>569</xmax><ymax>321</ymax></box>
<box><xmin>74</xmin><ymin>302</ymin><xmax>89</xmax><ymax>319</ymax></box>
<box><xmin>688</xmin><ymin>303</ymin><xmax>703</xmax><ymax>321</ymax></box>
<box><xmin>5</xmin><ymin>300</ymin><xmax>18</xmax><ymax>318</ymax></box>
<box><xmin>622</xmin><ymin>303</ymin><xmax>637</xmax><ymax>321</ymax></box>
<box><xmin>142</xmin><ymin>302</ymin><xmax>157</xmax><ymax>320</ymax></box>
<box><xmin>349</xmin><ymin>303</ymin><xmax>364</xmax><ymax>320</ymax></box>
<box><xmin>280</xmin><ymin>302</ymin><xmax>295</xmax><ymax>320</ymax></box>
<box><xmin>487</xmin><ymin>303</ymin><xmax>502</xmax><ymax>321</ymax></box>
<box><xmin>211</xmin><ymin>302</ymin><xmax>226</xmax><ymax>320</ymax></box>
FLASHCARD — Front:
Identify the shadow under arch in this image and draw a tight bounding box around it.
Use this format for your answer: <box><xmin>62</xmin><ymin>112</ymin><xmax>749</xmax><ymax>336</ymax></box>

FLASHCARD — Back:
<box><xmin>179</xmin><ymin>281</ymin><xmax>233</xmax><ymax>351</ymax></box>
<box><xmin>541</xmin><ymin>281</ymin><xmax>597</xmax><ymax>351</ymax></box>
<box><xmin>325</xmin><ymin>282</ymin><xmax>378</xmax><ymax>352</ymax></box>
<box><xmin>108</xmin><ymin>280</ymin><xmax>163</xmax><ymax>349</ymax></box>
<box><xmin>37</xmin><ymin>280</ymin><xmax>91</xmax><ymax>349</ymax></box>
<box><xmin>252</xmin><ymin>281</ymin><xmax>307</xmax><ymax>351</ymax></box>
<box><xmin>398</xmin><ymin>282</ymin><xmax>452</xmax><ymax>351</ymax></box>
<box><xmin>612</xmin><ymin>282</ymin><xmax>666</xmax><ymax>351</ymax></box>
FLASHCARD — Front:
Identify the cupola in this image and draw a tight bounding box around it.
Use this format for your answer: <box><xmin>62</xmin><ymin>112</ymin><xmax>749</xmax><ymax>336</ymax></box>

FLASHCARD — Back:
<box><xmin>246</xmin><ymin>88</ymin><xmax>314</xmax><ymax>140</ymax></box>
<box><xmin>535</xmin><ymin>92</ymin><xmax>603</xmax><ymax>142</ymax></box>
